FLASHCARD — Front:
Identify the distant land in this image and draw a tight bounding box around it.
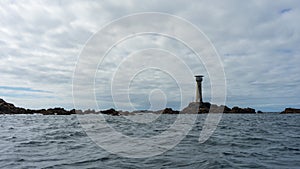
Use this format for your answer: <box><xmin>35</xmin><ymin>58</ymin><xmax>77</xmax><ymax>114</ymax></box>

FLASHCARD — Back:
<box><xmin>0</xmin><ymin>98</ymin><xmax>299</xmax><ymax>115</ymax></box>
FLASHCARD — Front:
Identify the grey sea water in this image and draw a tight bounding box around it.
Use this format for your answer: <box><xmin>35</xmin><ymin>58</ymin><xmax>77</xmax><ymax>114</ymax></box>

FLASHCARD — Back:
<box><xmin>0</xmin><ymin>113</ymin><xmax>299</xmax><ymax>169</ymax></box>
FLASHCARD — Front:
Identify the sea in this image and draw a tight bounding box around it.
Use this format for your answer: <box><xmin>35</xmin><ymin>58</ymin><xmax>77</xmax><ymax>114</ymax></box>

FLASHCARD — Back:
<box><xmin>0</xmin><ymin>113</ymin><xmax>299</xmax><ymax>169</ymax></box>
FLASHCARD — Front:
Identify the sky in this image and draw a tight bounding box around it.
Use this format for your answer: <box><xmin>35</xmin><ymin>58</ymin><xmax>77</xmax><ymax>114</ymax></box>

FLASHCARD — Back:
<box><xmin>0</xmin><ymin>0</ymin><xmax>299</xmax><ymax>112</ymax></box>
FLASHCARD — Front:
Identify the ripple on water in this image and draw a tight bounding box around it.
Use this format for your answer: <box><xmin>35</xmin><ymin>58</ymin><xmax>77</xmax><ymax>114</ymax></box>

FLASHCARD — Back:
<box><xmin>0</xmin><ymin>114</ymin><xmax>299</xmax><ymax>168</ymax></box>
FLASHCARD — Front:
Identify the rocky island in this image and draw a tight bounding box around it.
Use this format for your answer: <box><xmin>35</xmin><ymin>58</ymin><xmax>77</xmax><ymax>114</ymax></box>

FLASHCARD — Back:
<box><xmin>280</xmin><ymin>108</ymin><xmax>300</xmax><ymax>114</ymax></box>
<box><xmin>0</xmin><ymin>98</ymin><xmax>76</xmax><ymax>115</ymax></box>
<box><xmin>2</xmin><ymin>98</ymin><xmax>298</xmax><ymax>116</ymax></box>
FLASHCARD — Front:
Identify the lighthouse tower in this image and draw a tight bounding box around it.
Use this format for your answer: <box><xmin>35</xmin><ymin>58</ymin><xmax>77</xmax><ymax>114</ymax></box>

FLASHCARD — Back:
<box><xmin>195</xmin><ymin>75</ymin><xmax>204</xmax><ymax>109</ymax></box>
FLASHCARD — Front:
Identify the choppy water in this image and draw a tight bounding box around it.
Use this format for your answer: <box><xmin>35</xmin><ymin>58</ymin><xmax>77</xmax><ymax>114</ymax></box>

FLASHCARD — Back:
<box><xmin>0</xmin><ymin>113</ymin><xmax>299</xmax><ymax>168</ymax></box>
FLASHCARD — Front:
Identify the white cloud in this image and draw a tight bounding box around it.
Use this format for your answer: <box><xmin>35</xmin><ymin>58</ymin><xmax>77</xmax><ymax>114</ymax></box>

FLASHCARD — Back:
<box><xmin>0</xmin><ymin>0</ymin><xmax>299</xmax><ymax>111</ymax></box>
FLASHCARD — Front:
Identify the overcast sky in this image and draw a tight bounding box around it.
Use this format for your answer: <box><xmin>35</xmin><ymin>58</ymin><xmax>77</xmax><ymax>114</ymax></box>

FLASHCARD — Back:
<box><xmin>0</xmin><ymin>0</ymin><xmax>299</xmax><ymax>112</ymax></box>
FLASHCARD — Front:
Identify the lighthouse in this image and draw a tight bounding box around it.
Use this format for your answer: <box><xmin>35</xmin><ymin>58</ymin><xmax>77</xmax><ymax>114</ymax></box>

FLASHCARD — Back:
<box><xmin>195</xmin><ymin>75</ymin><xmax>204</xmax><ymax>109</ymax></box>
<box><xmin>195</xmin><ymin>75</ymin><xmax>203</xmax><ymax>113</ymax></box>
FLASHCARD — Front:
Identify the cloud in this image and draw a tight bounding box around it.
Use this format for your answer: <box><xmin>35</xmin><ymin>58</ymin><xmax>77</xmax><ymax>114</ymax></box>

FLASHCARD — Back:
<box><xmin>280</xmin><ymin>8</ymin><xmax>292</xmax><ymax>14</ymax></box>
<box><xmin>0</xmin><ymin>0</ymin><xmax>299</xmax><ymax>111</ymax></box>
<box><xmin>0</xmin><ymin>86</ymin><xmax>52</xmax><ymax>93</ymax></box>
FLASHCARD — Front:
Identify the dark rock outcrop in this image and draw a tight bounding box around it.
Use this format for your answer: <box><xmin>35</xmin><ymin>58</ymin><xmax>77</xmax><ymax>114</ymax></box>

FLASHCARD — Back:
<box><xmin>155</xmin><ymin>102</ymin><xmax>257</xmax><ymax>114</ymax></box>
<box><xmin>100</xmin><ymin>108</ymin><xmax>120</xmax><ymax>116</ymax></box>
<box><xmin>0</xmin><ymin>98</ymin><xmax>122</xmax><ymax>116</ymax></box>
<box><xmin>229</xmin><ymin>106</ymin><xmax>256</xmax><ymax>114</ymax></box>
<box><xmin>0</xmin><ymin>98</ymin><xmax>272</xmax><ymax>115</ymax></box>
<box><xmin>280</xmin><ymin>108</ymin><xmax>300</xmax><ymax>114</ymax></box>
<box><xmin>179</xmin><ymin>102</ymin><xmax>257</xmax><ymax>114</ymax></box>
<box><xmin>0</xmin><ymin>98</ymin><xmax>75</xmax><ymax>115</ymax></box>
<box><xmin>161</xmin><ymin>108</ymin><xmax>179</xmax><ymax>114</ymax></box>
<box><xmin>0</xmin><ymin>98</ymin><xmax>23</xmax><ymax>114</ymax></box>
<box><xmin>45</xmin><ymin>108</ymin><xmax>75</xmax><ymax>115</ymax></box>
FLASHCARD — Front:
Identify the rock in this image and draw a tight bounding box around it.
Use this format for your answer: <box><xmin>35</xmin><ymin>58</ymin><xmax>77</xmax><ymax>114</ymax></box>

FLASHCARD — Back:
<box><xmin>161</xmin><ymin>108</ymin><xmax>179</xmax><ymax>114</ymax></box>
<box><xmin>45</xmin><ymin>108</ymin><xmax>70</xmax><ymax>115</ymax></box>
<box><xmin>0</xmin><ymin>99</ymin><xmax>12</xmax><ymax>114</ymax></box>
<box><xmin>75</xmin><ymin>109</ymin><xmax>83</xmax><ymax>114</ymax></box>
<box><xmin>257</xmin><ymin>110</ymin><xmax>263</xmax><ymax>114</ymax></box>
<box><xmin>209</xmin><ymin>104</ymin><xmax>230</xmax><ymax>113</ymax></box>
<box><xmin>0</xmin><ymin>98</ymin><xmax>261</xmax><ymax>115</ymax></box>
<box><xmin>31</xmin><ymin>109</ymin><xmax>47</xmax><ymax>115</ymax></box>
<box><xmin>119</xmin><ymin>111</ymin><xmax>135</xmax><ymax>116</ymax></box>
<box><xmin>83</xmin><ymin>109</ymin><xmax>96</xmax><ymax>114</ymax></box>
<box><xmin>181</xmin><ymin>102</ymin><xmax>230</xmax><ymax>114</ymax></box>
<box><xmin>229</xmin><ymin>106</ymin><xmax>256</xmax><ymax>114</ymax></box>
<box><xmin>220</xmin><ymin>105</ymin><xmax>232</xmax><ymax>113</ymax></box>
<box><xmin>0</xmin><ymin>98</ymin><xmax>23</xmax><ymax>114</ymax></box>
<box><xmin>200</xmin><ymin>102</ymin><xmax>211</xmax><ymax>108</ymax></box>
<box><xmin>181</xmin><ymin>102</ymin><xmax>199</xmax><ymax>114</ymax></box>
<box><xmin>100</xmin><ymin>108</ymin><xmax>120</xmax><ymax>116</ymax></box>
<box><xmin>180</xmin><ymin>102</ymin><xmax>256</xmax><ymax>114</ymax></box>
<box><xmin>280</xmin><ymin>108</ymin><xmax>300</xmax><ymax>114</ymax></box>
<box><xmin>0</xmin><ymin>98</ymin><xmax>75</xmax><ymax>115</ymax></box>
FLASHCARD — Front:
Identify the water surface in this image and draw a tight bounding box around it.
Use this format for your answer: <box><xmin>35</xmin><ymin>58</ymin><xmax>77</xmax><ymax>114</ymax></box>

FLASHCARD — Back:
<box><xmin>0</xmin><ymin>113</ymin><xmax>299</xmax><ymax>168</ymax></box>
